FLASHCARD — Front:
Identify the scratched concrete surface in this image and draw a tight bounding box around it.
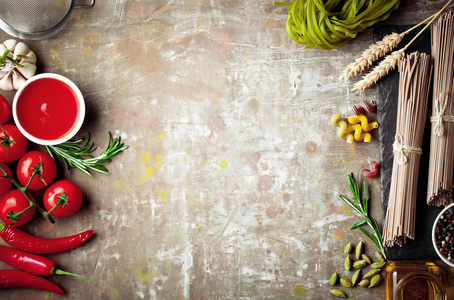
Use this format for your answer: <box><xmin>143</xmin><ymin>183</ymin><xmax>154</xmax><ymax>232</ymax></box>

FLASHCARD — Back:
<box><xmin>0</xmin><ymin>1</ymin><xmax>453</xmax><ymax>299</ymax></box>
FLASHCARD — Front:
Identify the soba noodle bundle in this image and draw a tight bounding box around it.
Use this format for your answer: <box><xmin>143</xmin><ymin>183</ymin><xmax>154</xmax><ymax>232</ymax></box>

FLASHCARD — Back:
<box><xmin>383</xmin><ymin>52</ymin><xmax>432</xmax><ymax>247</ymax></box>
<box><xmin>427</xmin><ymin>11</ymin><xmax>454</xmax><ymax>206</ymax></box>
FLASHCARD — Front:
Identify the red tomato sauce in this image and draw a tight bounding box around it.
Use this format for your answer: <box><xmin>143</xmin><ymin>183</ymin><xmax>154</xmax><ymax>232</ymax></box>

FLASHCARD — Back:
<box><xmin>16</xmin><ymin>78</ymin><xmax>79</xmax><ymax>141</ymax></box>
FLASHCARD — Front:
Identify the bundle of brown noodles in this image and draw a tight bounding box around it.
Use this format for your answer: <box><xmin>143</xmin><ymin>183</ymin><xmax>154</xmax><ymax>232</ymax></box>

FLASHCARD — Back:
<box><xmin>427</xmin><ymin>11</ymin><xmax>454</xmax><ymax>207</ymax></box>
<box><xmin>383</xmin><ymin>52</ymin><xmax>432</xmax><ymax>247</ymax></box>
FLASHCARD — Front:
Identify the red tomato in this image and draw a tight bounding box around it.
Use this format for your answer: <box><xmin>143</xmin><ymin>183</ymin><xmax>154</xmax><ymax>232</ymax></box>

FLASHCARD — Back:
<box><xmin>17</xmin><ymin>151</ymin><xmax>57</xmax><ymax>190</ymax></box>
<box><xmin>0</xmin><ymin>162</ymin><xmax>12</xmax><ymax>197</ymax></box>
<box><xmin>0</xmin><ymin>124</ymin><xmax>28</xmax><ymax>163</ymax></box>
<box><xmin>0</xmin><ymin>95</ymin><xmax>10</xmax><ymax>125</ymax></box>
<box><xmin>43</xmin><ymin>180</ymin><xmax>83</xmax><ymax>218</ymax></box>
<box><xmin>0</xmin><ymin>189</ymin><xmax>36</xmax><ymax>227</ymax></box>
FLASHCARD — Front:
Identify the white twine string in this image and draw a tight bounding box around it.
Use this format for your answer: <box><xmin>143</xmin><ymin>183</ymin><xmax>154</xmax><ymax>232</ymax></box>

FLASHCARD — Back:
<box><xmin>393</xmin><ymin>134</ymin><xmax>422</xmax><ymax>165</ymax></box>
<box><xmin>430</xmin><ymin>92</ymin><xmax>454</xmax><ymax>136</ymax></box>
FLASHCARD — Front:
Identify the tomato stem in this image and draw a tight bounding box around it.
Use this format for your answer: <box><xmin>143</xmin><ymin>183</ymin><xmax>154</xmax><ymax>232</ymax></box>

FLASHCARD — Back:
<box><xmin>0</xmin><ymin>164</ymin><xmax>27</xmax><ymax>194</ymax></box>
<box><xmin>0</xmin><ymin>164</ymin><xmax>55</xmax><ymax>224</ymax></box>
<box><xmin>6</xmin><ymin>205</ymin><xmax>36</xmax><ymax>224</ymax></box>
<box><xmin>25</xmin><ymin>161</ymin><xmax>46</xmax><ymax>190</ymax></box>
<box><xmin>45</xmin><ymin>193</ymin><xmax>68</xmax><ymax>217</ymax></box>
<box><xmin>0</xmin><ymin>126</ymin><xmax>16</xmax><ymax>156</ymax></box>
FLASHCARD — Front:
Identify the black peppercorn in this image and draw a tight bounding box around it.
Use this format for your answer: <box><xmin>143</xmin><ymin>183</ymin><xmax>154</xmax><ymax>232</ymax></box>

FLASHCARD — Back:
<box><xmin>435</xmin><ymin>208</ymin><xmax>454</xmax><ymax>262</ymax></box>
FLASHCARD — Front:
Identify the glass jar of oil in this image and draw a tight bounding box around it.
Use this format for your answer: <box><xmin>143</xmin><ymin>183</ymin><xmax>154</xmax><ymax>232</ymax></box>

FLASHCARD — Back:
<box><xmin>385</xmin><ymin>261</ymin><xmax>447</xmax><ymax>300</ymax></box>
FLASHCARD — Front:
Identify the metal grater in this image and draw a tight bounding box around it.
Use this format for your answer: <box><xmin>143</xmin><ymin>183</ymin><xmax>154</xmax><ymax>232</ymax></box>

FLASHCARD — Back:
<box><xmin>0</xmin><ymin>0</ymin><xmax>95</xmax><ymax>40</ymax></box>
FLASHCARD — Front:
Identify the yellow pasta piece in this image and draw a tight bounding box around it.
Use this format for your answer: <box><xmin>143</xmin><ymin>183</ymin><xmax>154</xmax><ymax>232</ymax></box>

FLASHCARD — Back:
<box><xmin>330</xmin><ymin>113</ymin><xmax>342</xmax><ymax>126</ymax></box>
<box><xmin>330</xmin><ymin>114</ymin><xmax>354</xmax><ymax>143</ymax></box>
<box><xmin>351</xmin><ymin>124</ymin><xmax>371</xmax><ymax>142</ymax></box>
<box><xmin>348</xmin><ymin>115</ymin><xmax>379</xmax><ymax>132</ymax></box>
<box><xmin>337</xmin><ymin>121</ymin><xmax>355</xmax><ymax>140</ymax></box>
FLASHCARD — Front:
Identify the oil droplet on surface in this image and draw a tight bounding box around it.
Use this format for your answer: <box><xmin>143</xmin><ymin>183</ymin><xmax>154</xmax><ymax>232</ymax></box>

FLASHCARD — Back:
<box><xmin>136</xmin><ymin>269</ymin><xmax>150</xmax><ymax>282</ymax></box>
<box><xmin>293</xmin><ymin>285</ymin><xmax>307</xmax><ymax>297</ymax></box>
<box><xmin>283</xmin><ymin>193</ymin><xmax>290</xmax><ymax>202</ymax></box>
<box><xmin>160</xmin><ymin>190</ymin><xmax>169</xmax><ymax>199</ymax></box>
<box><xmin>146</xmin><ymin>166</ymin><xmax>155</xmax><ymax>177</ymax></box>
<box><xmin>266</xmin><ymin>206</ymin><xmax>279</xmax><ymax>219</ymax></box>
<box><xmin>155</xmin><ymin>132</ymin><xmax>166</xmax><ymax>144</ymax></box>
<box><xmin>50</xmin><ymin>49</ymin><xmax>64</xmax><ymax>69</ymax></box>
<box><xmin>219</xmin><ymin>160</ymin><xmax>227</xmax><ymax>169</ymax></box>
<box><xmin>333</xmin><ymin>228</ymin><xmax>344</xmax><ymax>239</ymax></box>
<box><xmin>140</xmin><ymin>152</ymin><xmax>151</xmax><ymax>164</ymax></box>
<box><xmin>155</xmin><ymin>155</ymin><xmax>163</xmax><ymax>167</ymax></box>
<box><xmin>111</xmin><ymin>288</ymin><xmax>120</xmax><ymax>299</ymax></box>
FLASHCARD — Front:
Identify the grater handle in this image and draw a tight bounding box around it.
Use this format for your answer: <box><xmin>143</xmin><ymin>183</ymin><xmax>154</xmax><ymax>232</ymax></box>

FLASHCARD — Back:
<box><xmin>73</xmin><ymin>0</ymin><xmax>95</xmax><ymax>9</ymax></box>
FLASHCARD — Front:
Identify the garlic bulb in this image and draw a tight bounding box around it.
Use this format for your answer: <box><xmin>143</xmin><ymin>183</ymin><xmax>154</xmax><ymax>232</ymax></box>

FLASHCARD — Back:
<box><xmin>0</xmin><ymin>39</ymin><xmax>37</xmax><ymax>91</ymax></box>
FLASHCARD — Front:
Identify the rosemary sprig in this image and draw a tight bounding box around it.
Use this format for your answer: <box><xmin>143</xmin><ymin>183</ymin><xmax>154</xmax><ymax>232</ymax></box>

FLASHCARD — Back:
<box><xmin>46</xmin><ymin>132</ymin><xmax>128</xmax><ymax>177</ymax></box>
<box><xmin>339</xmin><ymin>173</ymin><xmax>386</xmax><ymax>259</ymax></box>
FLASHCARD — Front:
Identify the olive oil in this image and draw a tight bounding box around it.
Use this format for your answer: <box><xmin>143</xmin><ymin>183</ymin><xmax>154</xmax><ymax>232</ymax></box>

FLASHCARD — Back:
<box><xmin>385</xmin><ymin>261</ymin><xmax>446</xmax><ymax>300</ymax></box>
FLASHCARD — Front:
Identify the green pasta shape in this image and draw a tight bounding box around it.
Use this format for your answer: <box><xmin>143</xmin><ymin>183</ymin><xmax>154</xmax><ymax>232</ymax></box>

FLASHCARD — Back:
<box><xmin>275</xmin><ymin>0</ymin><xmax>401</xmax><ymax>50</ymax></box>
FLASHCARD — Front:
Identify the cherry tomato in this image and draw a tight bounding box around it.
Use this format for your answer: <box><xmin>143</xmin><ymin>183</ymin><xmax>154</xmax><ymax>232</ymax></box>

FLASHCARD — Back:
<box><xmin>43</xmin><ymin>180</ymin><xmax>83</xmax><ymax>218</ymax></box>
<box><xmin>0</xmin><ymin>162</ymin><xmax>12</xmax><ymax>197</ymax></box>
<box><xmin>0</xmin><ymin>95</ymin><xmax>10</xmax><ymax>125</ymax></box>
<box><xmin>0</xmin><ymin>189</ymin><xmax>36</xmax><ymax>227</ymax></box>
<box><xmin>0</xmin><ymin>124</ymin><xmax>28</xmax><ymax>163</ymax></box>
<box><xmin>17</xmin><ymin>151</ymin><xmax>57</xmax><ymax>190</ymax></box>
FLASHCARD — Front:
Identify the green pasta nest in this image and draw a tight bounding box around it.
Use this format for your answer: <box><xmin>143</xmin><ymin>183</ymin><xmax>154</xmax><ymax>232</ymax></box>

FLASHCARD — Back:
<box><xmin>276</xmin><ymin>0</ymin><xmax>401</xmax><ymax>50</ymax></box>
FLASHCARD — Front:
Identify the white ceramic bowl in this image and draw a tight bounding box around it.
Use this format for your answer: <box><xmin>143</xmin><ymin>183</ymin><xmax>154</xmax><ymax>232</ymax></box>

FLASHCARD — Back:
<box><xmin>432</xmin><ymin>203</ymin><xmax>454</xmax><ymax>267</ymax></box>
<box><xmin>12</xmin><ymin>73</ymin><xmax>85</xmax><ymax>146</ymax></box>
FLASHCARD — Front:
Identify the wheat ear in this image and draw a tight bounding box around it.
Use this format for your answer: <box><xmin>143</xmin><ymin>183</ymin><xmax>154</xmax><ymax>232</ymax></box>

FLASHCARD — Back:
<box><xmin>339</xmin><ymin>32</ymin><xmax>404</xmax><ymax>81</ymax></box>
<box><xmin>351</xmin><ymin>0</ymin><xmax>454</xmax><ymax>92</ymax></box>
<box><xmin>351</xmin><ymin>49</ymin><xmax>405</xmax><ymax>92</ymax></box>
<box><xmin>341</xmin><ymin>2</ymin><xmax>454</xmax><ymax>83</ymax></box>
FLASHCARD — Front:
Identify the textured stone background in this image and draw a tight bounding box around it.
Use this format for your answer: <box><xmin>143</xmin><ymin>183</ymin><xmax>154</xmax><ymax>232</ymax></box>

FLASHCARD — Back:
<box><xmin>0</xmin><ymin>1</ymin><xmax>453</xmax><ymax>299</ymax></box>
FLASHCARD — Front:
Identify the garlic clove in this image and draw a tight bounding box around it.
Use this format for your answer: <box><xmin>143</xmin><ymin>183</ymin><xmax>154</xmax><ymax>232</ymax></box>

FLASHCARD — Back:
<box><xmin>24</xmin><ymin>50</ymin><xmax>37</xmax><ymax>64</ymax></box>
<box><xmin>11</xmin><ymin>70</ymin><xmax>26</xmax><ymax>90</ymax></box>
<box><xmin>0</xmin><ymin>39</ymin><xmax>37</xmax><ymax>91</ymax></box>
<box><xmin>0</xmin><ymin>45</ymin><xmax>7</xmax><ymax>55</ymax></box>
<box><xmin>16</xmin><ymin>63</ymin><xmax>36</xmax><ymax>79</ymax></box>
<box><xmin>0</xmin><ymin>74</ymin><xmax>13</xmax><ymax>91</ymax></box>
<box><xmin>3</xmin><ymin>39</ymin><xmax>18</xmax><ymax>51</ymax></box>
<box><xmin>13</xmin><ymin>42</ymin><xmax>31</xmax><ymax>57</ymax></box>
<box><xmin>0</xmin><ymin>72</ymin><xmax>10</xmax><ymax>85</ymax></box>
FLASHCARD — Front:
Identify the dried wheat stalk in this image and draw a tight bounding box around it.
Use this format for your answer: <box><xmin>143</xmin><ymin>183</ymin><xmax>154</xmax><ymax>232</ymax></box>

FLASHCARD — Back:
<box><xmin>343</xmin><ymin>0</ymin><xmax>454</xmax><ymax>92</ymax></box>
<box><xmin>351</xmin><ymin>49</ymin><xmax>405</xmax><ymax>92</ymax></box>
<box><xmin>340</xmin><ymin>32</ymin><xmax>404</xmax><ymax>81</ymax></box>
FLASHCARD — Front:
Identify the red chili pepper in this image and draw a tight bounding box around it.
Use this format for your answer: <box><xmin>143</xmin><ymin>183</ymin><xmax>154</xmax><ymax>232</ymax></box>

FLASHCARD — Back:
<box><xmin>0</xmin><ymin>245</ymin><xmax>89</xmax><ymax>281</ymax></box>
<box><xmin>0</xmin><ymin>269</ymin><xmax>64</xmax><ymax>295</ymax></box>
<box><xmin>0</xmin><ymin>223</ymin><xmax>94</xmax><ymax>254</ymax></box>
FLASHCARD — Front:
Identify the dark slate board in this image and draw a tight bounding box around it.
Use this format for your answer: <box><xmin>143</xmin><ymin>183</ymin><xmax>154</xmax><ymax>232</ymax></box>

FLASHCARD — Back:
<box><xmin>375</xmin><ymin>26</ymin><xmax>444</xmax><ymax>260</ymax></box>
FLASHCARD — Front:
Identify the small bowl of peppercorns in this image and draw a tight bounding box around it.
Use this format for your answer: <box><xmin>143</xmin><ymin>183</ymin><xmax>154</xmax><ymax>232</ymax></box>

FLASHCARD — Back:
<box><xmin>433</xmin><ymin>203</ymin><xmax>454</xmax><ymax>267</ymax></box>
